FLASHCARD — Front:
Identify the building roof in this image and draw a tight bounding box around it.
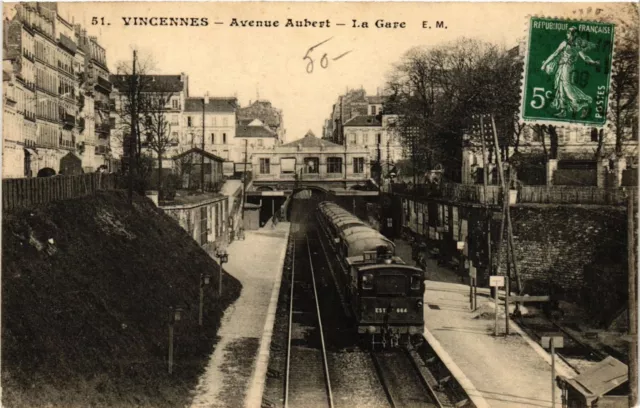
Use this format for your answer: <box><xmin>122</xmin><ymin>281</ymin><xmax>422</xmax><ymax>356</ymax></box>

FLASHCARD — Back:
<box><xmin>172</xmin><ymin>147</ymin><xmax>225</xmax><ymax>162</ymax></box>
<box><xmin>184</xmin><ymin>97</ymin><xmax>237</xmax><ymax>113</ymax></box>
<box><xmin>562</xmin><ymin>356</ymin><xmax>628</xmax><ymax>402</ymax></box>
<box><xmin>282</xmin><ymin>131</ymin><xmax>341</xmax><ymax>148</ymax></box>
<box><xmin>237</xmin><ymin>100</ymin><xmax>281</xmax><ymax>128</ymax></box>
<box><xmin>344</xmin><ymin>115</ymin><xmax>382</xmax><ymax>127</ymax></box>
<box><xmin>110</xmin><ymin>74</ymin><xmax>186</xmax><ymax>93</ymax></box>
<box><xmin>236</xmin><ymin>124</ymin><xmax>277</xmax><ymax>139</ymax></box>
<box><xmin>367</xmin><ymin>95</ymin><xmax>385</xmax><ymax>104</ymax></box>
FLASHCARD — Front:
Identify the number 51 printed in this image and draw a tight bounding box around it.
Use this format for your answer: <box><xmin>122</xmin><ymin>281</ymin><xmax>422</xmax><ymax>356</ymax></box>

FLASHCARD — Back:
<box><xmin>520</xmin><ymin>17</ymin><xmax>614</xmax><ymax>126</ymax></box>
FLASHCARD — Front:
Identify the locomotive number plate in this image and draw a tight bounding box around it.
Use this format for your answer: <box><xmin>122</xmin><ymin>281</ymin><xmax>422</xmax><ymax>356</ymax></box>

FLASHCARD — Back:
<box><xmin>375</xmin><ymin>308</ymin><xmax>408</xmax><ymax>313</ymax></box>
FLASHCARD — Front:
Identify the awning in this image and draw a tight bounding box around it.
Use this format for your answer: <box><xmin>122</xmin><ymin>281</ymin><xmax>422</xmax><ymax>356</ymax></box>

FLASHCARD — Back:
<box><xmin>24</xmin><ymin>148</ymin><xmax>37</xmax><ymax>156</ymax></box>
<box><xmin>280</xmin><ymin>158</ymin><xmax>296</xmax><ymax>172</ymax></box>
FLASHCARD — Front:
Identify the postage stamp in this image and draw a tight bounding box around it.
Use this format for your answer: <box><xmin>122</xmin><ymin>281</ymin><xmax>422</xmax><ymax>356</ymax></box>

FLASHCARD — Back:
<box><xmin>520</xmin><ymin>17</ymin><xmax>615</xmax><ymax>127</ymax></box>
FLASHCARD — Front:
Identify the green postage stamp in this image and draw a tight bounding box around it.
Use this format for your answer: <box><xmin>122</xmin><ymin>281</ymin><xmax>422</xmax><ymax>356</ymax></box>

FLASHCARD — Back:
<box><xmin>520</xmin><ymin>17</ymin><xmax>615</xmax><ymax>126</ymax></box>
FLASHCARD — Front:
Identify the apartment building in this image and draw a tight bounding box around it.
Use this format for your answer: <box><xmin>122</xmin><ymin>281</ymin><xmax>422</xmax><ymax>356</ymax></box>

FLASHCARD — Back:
<box><xmin>2</xmin><ymin>2</ymin><xmax>111</xmax><ymax>177</ymax></box>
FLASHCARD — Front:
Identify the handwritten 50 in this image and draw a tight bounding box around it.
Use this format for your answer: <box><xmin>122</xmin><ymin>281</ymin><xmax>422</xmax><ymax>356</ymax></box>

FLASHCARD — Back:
<box><xmin>303</xmin><ymin>37</ymin><xmax>352</xmax><ymax>74</ymax></box>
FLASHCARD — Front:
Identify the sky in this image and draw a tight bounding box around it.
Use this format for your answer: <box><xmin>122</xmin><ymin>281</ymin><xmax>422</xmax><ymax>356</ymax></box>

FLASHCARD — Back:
<box><xmin>33</xmin><ymin>2</ymin><xmax>632</xmax><ymax>142</ymax></box>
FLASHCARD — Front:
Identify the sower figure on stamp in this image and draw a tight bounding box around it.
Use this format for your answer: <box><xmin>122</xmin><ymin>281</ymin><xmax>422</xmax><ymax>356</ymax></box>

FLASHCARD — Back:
<box><xmin>541</xmin><ymin>26</ymin><xmax>600</xmax><ymax>119</ymax></box>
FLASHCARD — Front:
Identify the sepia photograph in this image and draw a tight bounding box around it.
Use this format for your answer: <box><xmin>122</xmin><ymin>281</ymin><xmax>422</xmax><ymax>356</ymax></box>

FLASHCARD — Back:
<box><xmin>1</xmin><ymin>1</ymin><xmax>638</xmax><ymax>407</ymax></box>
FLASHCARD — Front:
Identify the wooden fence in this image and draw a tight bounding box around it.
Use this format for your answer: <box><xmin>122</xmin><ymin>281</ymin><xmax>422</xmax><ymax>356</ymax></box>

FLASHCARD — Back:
<box><xmin>3</xmin><ymin>173</ymin><xmax>119</xmax><ymax>211</ymax></box>
<box><xmin>518</xmin><ymin>186</ymin><xmax>635</xmax><ymax>205</ymax></box>
<box><xmin>392</xmin><ymin>181</ymin><xmax>636</xmax><ymax>206</ymax></box>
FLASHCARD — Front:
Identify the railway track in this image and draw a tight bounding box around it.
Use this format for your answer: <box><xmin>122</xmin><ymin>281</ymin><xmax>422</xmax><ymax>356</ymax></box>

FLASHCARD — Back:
<box><xmin>371</xmin><ymin>348</ymin><xmax>439</xmax><ymax>408</ymax></box>
<box><xmin>515</xmin><ymin>315</ymin><xmax>604</xmax><ymax>374</ymax></box>
<box><xmin>283</xmin><ymin>230</ymin><xmax>334</xmax><ymax>408</ymax></box>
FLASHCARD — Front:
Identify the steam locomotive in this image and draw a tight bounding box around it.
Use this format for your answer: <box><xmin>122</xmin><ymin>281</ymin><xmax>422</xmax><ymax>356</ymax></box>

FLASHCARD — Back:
<box><xmin>316</xmin><ymin>201</ymin><xmax>425</xmax><ymax>348</ymax></box>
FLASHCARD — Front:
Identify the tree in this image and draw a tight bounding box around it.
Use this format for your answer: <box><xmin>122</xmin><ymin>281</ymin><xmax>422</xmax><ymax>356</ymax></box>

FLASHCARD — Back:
<box><xmin>141</xmin><ymin>88</ymin><xmax>176</xmax><ymax>199</ymax></box>
<box><xmin>111</xmin><ymin>51</ymin><xmax>157</xmax><ymax>196</ymax></box>
<box><xmin>385</xmin><ymin>38</ymin><xmax>523</xmax><ymax>182</ymax></box>
<box><xmin>605</xmin><ymin>4</ymin><xmax>639</xmax><ymax>156</ymax></box>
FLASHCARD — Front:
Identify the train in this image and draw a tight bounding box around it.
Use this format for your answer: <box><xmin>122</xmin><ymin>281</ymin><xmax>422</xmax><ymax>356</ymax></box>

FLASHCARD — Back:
<box><xmin>316</xmin><ymin>201</ymin><xmax>425</xmax><ymax>348</ymax></box>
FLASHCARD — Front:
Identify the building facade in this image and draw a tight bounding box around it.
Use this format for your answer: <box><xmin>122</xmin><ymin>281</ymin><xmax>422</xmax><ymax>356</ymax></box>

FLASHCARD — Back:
<box><xmin>2</xmin><ymin>2</ymin><xmax>111</xmax><ymax>178</ymax></box>
<box><xmin>110</xmin><ymin>73</ymin><xmax>189</xmax><ymax>168</ymax></box>
<box><xmin>182</xmin><ymin>96</ymin><xmax>237</xmax><ymax>162</ymax></box>
<box><xmin>251</xmin><ymin>130</ymin><xmax>371</xmax><ymax>183</ymax></box>
<box><xmin>237</xmin><ymin>99</ymin><xmax>285</xmax><ymax>143</ymax></box>
<box><xmin>162</xmin><ymin>195</ymin><xmax>229</xmax><ymax>247</ymax></box>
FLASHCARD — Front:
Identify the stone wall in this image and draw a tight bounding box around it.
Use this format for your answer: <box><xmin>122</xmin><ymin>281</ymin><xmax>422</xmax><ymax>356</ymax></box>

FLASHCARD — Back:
<box><xmin>493</xmin><ymin>205</ymin><xmax>627</xmax><ymax>304</ymax></box>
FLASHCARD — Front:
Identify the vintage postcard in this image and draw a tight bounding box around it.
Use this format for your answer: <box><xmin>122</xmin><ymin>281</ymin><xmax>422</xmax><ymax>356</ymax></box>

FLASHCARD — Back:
<box><xmin>1</xmin><ymin>2</ymin><xmax>638</xmax><ymax>408</ymax></box>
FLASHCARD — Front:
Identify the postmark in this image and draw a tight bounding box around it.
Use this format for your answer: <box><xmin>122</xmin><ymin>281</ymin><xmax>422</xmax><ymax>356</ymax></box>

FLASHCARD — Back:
<box><xmin>520</xmin><ymin>17</ymin><xmax>615</xmax><ymax>127</ymax></box>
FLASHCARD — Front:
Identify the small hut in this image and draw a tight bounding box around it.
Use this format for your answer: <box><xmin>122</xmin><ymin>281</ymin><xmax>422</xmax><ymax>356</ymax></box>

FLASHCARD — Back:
<box><xmin>557</xmin><ymin>356</ymin><xmax>629</xmax><ymax>408</ymax></box>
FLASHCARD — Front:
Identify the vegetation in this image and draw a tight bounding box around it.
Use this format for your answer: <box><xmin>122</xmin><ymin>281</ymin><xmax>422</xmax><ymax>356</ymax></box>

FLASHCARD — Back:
<box><xmin>2</xmin><ymin>191</ymin><xmax>242</xmax><ymax>407</ymax></box>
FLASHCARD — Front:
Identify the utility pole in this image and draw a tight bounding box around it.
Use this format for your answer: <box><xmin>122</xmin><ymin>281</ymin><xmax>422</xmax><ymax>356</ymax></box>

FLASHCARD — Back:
<box><xmin>201</xmin><ymin>93</ymin><xmax>208</xmax><ymax>192</ymax></box>
<box><xmin>478</xmin><ymin>115</ymin><xmax>492</xmax><ymax>280</ymax></box>
<box><xmin>629</xmin><ymin>193</ymin><xmax>637</xmax><ymax>407</ymax></box>
<box><xmin>490</xmin><ymin>114</ymin><xmax>521</xmax><ymax>295</ymax></box>
<box><xmin>128</xmin><ymin>50</ymin><xmax>137</xmax><ymax>204</ymax></box>
<box><xmin>241</xmin><ymin>139</ymin><xmax>248</xmax><ymax>222</ymax></box>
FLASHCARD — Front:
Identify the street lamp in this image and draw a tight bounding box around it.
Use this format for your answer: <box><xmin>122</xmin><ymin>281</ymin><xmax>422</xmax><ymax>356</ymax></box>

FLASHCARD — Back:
<box><xmin>167</xmin><ymin>306</ymin><xmax>184</xmax><ymax>375</ymax></box>
<box><xmin>215</xmin><ymin>246</ymin><xmax>229</xmax><ymax>297</ymax></box>
<box><xmin>199</xmin><ymin>272</ymin><xmax>212</xmax><ymax>326</ymax></box>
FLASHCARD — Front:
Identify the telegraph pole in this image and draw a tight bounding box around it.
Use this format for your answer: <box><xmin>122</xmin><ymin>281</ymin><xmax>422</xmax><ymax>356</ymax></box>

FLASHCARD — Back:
<box><xmin>478</xmin><ymin>115</ymin><xmax>492</xmax><ymax>279</ymax></box>
<box><xmin>128</xmin><ymin>50</ymin><xmax>137</xmax><ymax>204</ymax></box>
<box><xmin>241</xmin><ymin>139</ymin><xmax>248</xmax><ymax>222</ymax></box>
<box><xmin>201</xmin><ymin>93</ymin><xmax>208</xmax><ymax>192</ymax></box>
<box><xmin>629</xmin><ymin>193</ymin><xmax>637</xmax><ymax>407</ymax></box>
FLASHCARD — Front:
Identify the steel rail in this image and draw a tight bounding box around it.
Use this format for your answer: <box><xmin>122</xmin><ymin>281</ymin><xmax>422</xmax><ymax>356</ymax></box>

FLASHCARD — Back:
<box><xmin>306</xmin><ymin>235</ymin><xmax>335</xmax><ymax>408</ymax></box>
<box><xmin>370</xmin><ymin>352</ymin><xmax>398</xmax><ymax>408</ymax></box>
<box><xmin>283</xmin><ymin>239</ymin><xmax>295</xmax><ymax>408</ymax></box>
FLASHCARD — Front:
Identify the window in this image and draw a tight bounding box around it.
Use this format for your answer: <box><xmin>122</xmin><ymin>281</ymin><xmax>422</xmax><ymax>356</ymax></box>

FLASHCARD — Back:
<box><xmin>171</xmin><ymin>115</ymin><xmax>179</xmax><ymax>125</ymax></box>
<box><xmin>257</xmin><ymin>139</ymin><xmax>263</xmax><ymax>147</ymax></box>
<box><xmin>353</xmin><ymin>157</ymin><xmax>364</xmax><ymax>174</ymax></box>
<box><xmin>223</xmin><ymin>133</ymin><xmax>227</xmax><ymax>144</ymax></box>
<box><xmin>348</xmin><ymin>133</ymin><xmax>356</xmax><ymax>145</ymax></box>
<box><xmin>211</xmin><ymin>133</ymin><xmax>215</xmax><ymax>144</ymax></box>
<box><xmin>172</xmin><ymin>99</ymin><xmax>179</xmax><ymax>109</ymax></box>
<box><xmin>223</xmin><ymin>117</ymin><xmax>228</xmax><ymax>126</ymax></box>
<box><xmin>260</xmin><ymin>158</ymin><xmax>271</xmax><ymax>174</ymax></box>
<box><xmin>303</xmin><ymin>158</ymin><xmax>319</xmax><ymax>174</ymax></box>
<box><xmin>171</xmin><ymin>132</ymin><xmax>178</xmax><ymax>143</ymax></box>
<box><xmin>327</xmin><ymin>157</ymin><xmax>342</xmax><ymax>173</ymax></box>
<box><xmin>281</xmin><ymin>158</ymin><xmax>296</xmax><ymax>174</ymax></box>
<box><xmin>187</xmin><ymin>116</ymin><xmax>192</xmax><ymax>127</ymax></box>
<box><xmin>371</xmin><ymin>106</ymin><xmax>377</xmax><ymax>115</ymax></box>
<box><xmin>377</xmin><ymin>133</ymin><xmax>382</xmax><ymax>144</ymax></box>
<box><xmin>533</xmin><ymin>126</ymin><xmax>544</xmax><ymax>142</ymax></box>
<box><xmin>590</xmin><ymin>128</ymin><xmax>599</xmax><ymax>142</ymax></box>
<box><xmin>362</xmin><ymin>273</ymin><xmax>374</xmax><ymax>290</ymax></box>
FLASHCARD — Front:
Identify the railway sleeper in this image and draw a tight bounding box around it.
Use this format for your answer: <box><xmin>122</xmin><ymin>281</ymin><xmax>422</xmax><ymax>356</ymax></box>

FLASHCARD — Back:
<box><xmin>269</xmin><ymin>342</ymin><xmax>282</xmax><ymax>352</ymax></box>
<box><xmin>266</xmin><ymin>367</ymin><xmax>281</xmax><ymax>379</ymax></box>
<box><xmin>261</xmin><ymin>397</ymin><xmax>276</xmax><ymax>408</ymax></box>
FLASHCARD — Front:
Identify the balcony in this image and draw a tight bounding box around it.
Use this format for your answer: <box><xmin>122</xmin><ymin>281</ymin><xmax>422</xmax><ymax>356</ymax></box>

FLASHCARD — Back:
<box><xmin>58</xmin><ymin>34</ymin><xmax>77</xmax><ymax>55</ymax></box>
<box><xmin>96</xmin><ymin>123</ymin><xmax>111</xmax><ymax>135</ymax></box>
<box><xmin>78</xmin><ymin>117</ymin><xmax>85</xmax><ymax>131</ymax></box>
<box><xmin>62</xmin><ymin>113</ymin><xmax>75</xmax><ymax>129</ymax></box>
<box><xmin>95</xmin><ymin>76</ymin><xmax>112</xmax><ymax>94</ymax></box>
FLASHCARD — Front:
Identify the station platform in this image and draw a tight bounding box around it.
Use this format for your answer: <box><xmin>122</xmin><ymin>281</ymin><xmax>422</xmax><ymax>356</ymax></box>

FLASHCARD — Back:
<box><xmin>189</xmin><ymin>222</ymin><xmax>290</xmax><ymax>408</ymax></box>
<box><xmin>395</xmin><ymin>239</ymin><xmax>577</xmax><ymax>408</ymax></box>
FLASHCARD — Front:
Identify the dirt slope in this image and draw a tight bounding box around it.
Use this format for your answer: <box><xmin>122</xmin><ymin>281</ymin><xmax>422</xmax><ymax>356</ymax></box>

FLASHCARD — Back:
<box><xmin>1</xmin><ymin>191</ymin><xmax>242</xmax><ymax>408</ymax></box>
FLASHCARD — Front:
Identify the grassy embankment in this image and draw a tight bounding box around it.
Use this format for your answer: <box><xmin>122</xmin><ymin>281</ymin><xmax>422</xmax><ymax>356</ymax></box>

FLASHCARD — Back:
<box><xmin>2</xmin><ymin>191</ymin><xmax>242</xmax><ymax>407</ymax></box>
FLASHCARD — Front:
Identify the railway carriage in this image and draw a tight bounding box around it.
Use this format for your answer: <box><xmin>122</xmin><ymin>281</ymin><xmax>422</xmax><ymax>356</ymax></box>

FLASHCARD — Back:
<box><xmin>317</xmin><ymin>201</ymin><xmax>425</xmax><ymax>348</ymax></box>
